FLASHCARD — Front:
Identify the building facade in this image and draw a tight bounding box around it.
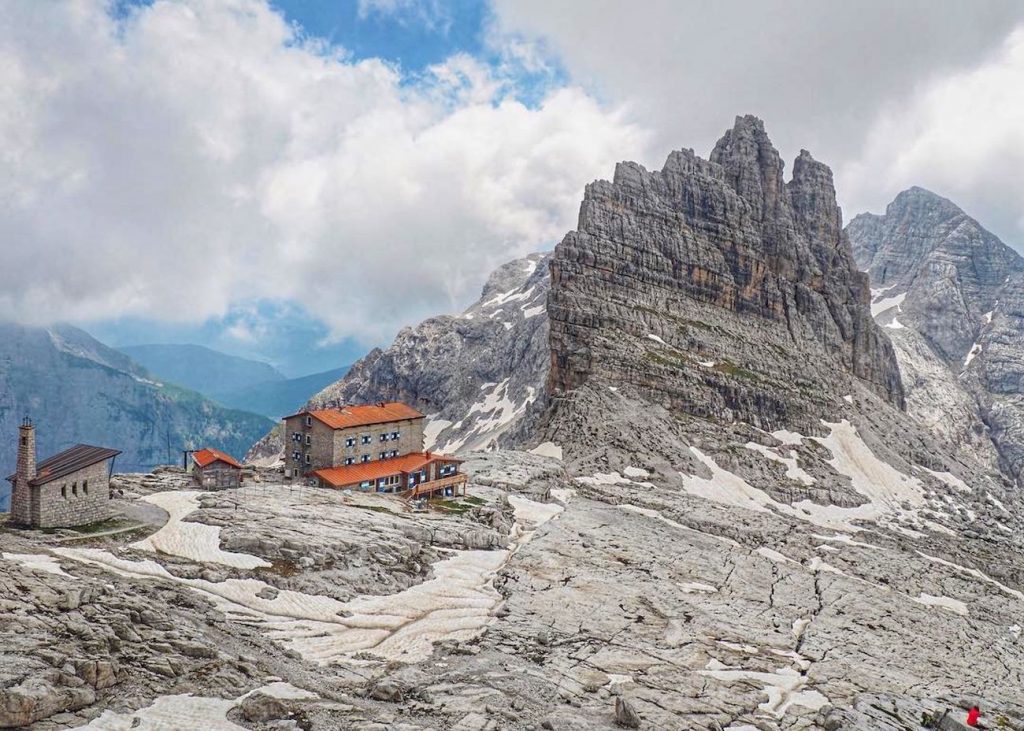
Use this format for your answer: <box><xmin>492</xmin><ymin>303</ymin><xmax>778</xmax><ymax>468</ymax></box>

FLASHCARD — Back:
<box><xmin>281</xmin><ymin>402</ymin><xmax>426</xmax><ymax>475</ymax></box>
<box><xmin>191</xmin><ymin>447</ymin><xmax>243</xmax><ymax>488</ymax></box>
<box><xmin>312</xmin><ymin>451</ymin><xmax>466</xmax><ymax>499</ymax></box>
<box><xmin>282</xmin><ymin>402</ymin><xmax>466</xmax><ymax>499</ymax></box>
<box><xmin>6</xmin><ymin>420</ymin><xmax>121</xmax><ymax>528</ymax></box>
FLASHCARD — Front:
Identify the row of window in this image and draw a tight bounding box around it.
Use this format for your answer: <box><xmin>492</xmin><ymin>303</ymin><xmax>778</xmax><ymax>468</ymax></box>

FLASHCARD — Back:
<box><xmin>344</xmin><ymin>431</ymin><xmax>400</xmax><ymax>447</ymax></box>
<box><xmin>291</xmin><ymin>433</ymin><xmax>312</xmax><ymax>445</ymax></box>
<box><xmin>292</xmin><ymin>451</ymin><xmax>311</xmax><ymax>465</ymax></box>
<box><xmin>60</xmin><ymin>480</ymin><xmax>89</xmax><ymax>499</ymax></box>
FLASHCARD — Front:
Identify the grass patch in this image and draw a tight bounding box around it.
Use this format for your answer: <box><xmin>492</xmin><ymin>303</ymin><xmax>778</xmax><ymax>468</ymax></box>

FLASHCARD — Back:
<box><xmin>711</xmin><ymin>359</ymin><xmax>759</xmax><ymax>380</ymax></box>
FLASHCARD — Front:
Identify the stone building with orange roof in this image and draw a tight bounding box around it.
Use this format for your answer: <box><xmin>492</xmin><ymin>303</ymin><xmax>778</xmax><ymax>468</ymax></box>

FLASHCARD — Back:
<box><xmin>190</xmin><ymin>447</ymin><xmax>243</xmax><ymax>489</ymax></box>
<box><xmin>282</xmin><ymin>402</ymin><xmax>466</xmax><ymax>499</ymax></box>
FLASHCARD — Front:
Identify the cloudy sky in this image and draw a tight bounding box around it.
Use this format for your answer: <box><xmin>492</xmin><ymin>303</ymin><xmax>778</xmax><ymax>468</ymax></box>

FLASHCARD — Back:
<box><xmin>2</xmin><ymin>1</ymin><xmax>1023</xmax><ymax>375</ymax></box>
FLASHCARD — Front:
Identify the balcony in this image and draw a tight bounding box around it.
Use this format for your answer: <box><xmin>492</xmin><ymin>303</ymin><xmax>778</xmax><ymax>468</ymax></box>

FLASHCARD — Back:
<box><xmin>401</xmin><ymin>473</ymin><xmax>467</xmax><ymax>500</ymax></box>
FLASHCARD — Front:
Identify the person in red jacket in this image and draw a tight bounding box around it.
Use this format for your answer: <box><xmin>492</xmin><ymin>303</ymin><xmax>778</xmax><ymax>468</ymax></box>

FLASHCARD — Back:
<box><xmin>967</xmin><ymin>705</ymin><xmax>982</xmax><ymax>727</ymax></box>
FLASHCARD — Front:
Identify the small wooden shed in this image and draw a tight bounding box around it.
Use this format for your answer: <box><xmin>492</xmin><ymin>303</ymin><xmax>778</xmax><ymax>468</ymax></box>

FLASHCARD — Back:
<box><xmin>191</xmin><ymin>448</ymin><xmax>243</xmax><ymax>489</ymax></box>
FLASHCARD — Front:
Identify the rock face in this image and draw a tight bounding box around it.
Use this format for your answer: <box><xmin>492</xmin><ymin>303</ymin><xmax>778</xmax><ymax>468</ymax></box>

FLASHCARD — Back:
<box><xmin>548</xmin><ymin>115</ymin><xmax>903</xmax><ymax>440</ymax></box>
<box><xmin>0</xmin><ymin>323</ymin><xmax>274</xmax><ymax>510</ymax></box>
<box><xmin>848</xmin><ymin>188</ymin><xmax>1024</xmax><ymax>480</ymax></box>
<box><xmin>248</xmin><ymin>253</ymin><xmax>551</xmax><ymax>462</ymax></box>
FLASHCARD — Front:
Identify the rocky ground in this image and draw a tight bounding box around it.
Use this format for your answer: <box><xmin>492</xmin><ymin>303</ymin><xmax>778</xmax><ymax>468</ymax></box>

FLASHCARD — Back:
<box><xmin>2</xmin><ymin>449</ymin><xmax>1023</xmax><ymax>730</ymax></box>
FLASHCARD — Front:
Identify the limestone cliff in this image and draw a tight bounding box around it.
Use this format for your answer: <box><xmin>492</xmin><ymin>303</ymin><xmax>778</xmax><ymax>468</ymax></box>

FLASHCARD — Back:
<box><xmin>848</xmin><ymin>188</ymin><xmax>1024</xmax><ymax>480</ymax></box>
<box><xmin>548</xmin><ymin>115</ymin><xmax>904</xmax><ymax>437</ymax></box>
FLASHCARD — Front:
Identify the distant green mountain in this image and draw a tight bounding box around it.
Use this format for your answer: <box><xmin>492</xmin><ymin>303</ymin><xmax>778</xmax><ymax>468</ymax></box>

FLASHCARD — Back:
<box><xmin>119</xmin><ymin>343</ymin><xmax>285</xmax><ymax>398</ymax></box>
<box><xmin>214</xmin><ymin>366</ymin><xmax>351</xmax><ymax>420</ymax></box>
<box><xmin>0</xmin><ymin>324</ymin><xmax>275</xmax><ymax>510</ymax></box>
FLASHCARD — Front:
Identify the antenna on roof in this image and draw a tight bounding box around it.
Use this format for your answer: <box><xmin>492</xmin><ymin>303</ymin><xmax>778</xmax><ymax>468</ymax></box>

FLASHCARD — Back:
<box><xmin>21</xmin><ymin>415</ymin><xmax>33</xmax><ymax>428</ymax></box>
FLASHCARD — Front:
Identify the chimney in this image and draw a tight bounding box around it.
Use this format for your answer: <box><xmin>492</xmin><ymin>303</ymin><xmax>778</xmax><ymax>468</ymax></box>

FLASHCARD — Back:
<box><xmin>11</xmin><ymin>417</ymin><xmax>36</xmax><ymax>526</ymax></box>
<box><xmin>17</xmin><ymin>417</ymin><xmax>36</xmax><ymax>484</ymax></box>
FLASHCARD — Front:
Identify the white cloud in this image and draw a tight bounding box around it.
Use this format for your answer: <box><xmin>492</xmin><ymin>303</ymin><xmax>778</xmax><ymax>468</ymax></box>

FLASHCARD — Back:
<box><xmin>842</xmin><ymin>28</ymin><xmax>1024</xmax><ymax>242</ymax></box>
<box><xmin>357</xmin><ymin>0</ymin><xmax>452</xmax><ymax>33</ymax></box>
<box><xmin>491</xmin><ymin>0</ymin><xmax>1024</xmax><ymax>242</ymax></box>
<box><xmin>0</xmin><ymin>0</ymin><xmax>645</xmax><ymax>342</ymax></box>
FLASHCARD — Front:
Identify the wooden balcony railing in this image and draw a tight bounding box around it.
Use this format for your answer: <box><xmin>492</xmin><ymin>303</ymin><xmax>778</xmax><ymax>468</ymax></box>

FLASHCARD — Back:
<box><xmin>402</xmin><ymin>473</ymin><xmax>468</xmax><ymax>499</ymax></box>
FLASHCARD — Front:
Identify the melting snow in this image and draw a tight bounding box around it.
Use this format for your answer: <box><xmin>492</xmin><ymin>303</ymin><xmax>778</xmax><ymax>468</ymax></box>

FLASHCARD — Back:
<box><xmin>646</xmin><ymin>334</ymin><xmax>667</xmax><ymax>345</ymax></box>
<box><xmin>2</xmin><ymin>552</ymin><xmax>70</xmax><ymax>576</ymax></box>
<box><xmin>914</xmin><ymin>593</ymin><xmax>969</xmax><ymax>616</ymax></box>
<box><xmin>131</xmin><ymin>492</ymin><xmax>270</xmax><ymax>570</ymax></box>
<box><xmin>918</xmin><ymin>553</ymin><xmax>1024</xmax><ymax>602</ymax></box>
<box><xmin>678</xmin><ymin>581</ymin><xmax>718</xmax><ymax>594</ymax></box>
<box><xmin>963</xmin><ymin>342</ymin><xmax>982</xmax><ymax>368</ymax></box>
<box><xmin>871</xmin><ymin>290</ymin><xmax>906</xmax><ymax>317</ymax></box>
<box><xmin>57</xmin><ymin>491</ymin><xmax>568</xmax><ymax>666</ymax></box>
<box><xmin>744</xmin><ymin>442</ymin><xmax>814</xmax><ymax>485</ymax></box>
<box><xmin>83</xmin><ymin>683</ymin><xmax>316</xmax><ymax>730</ymax></box>
<box><xmin>522</xmin><ymin>304</ymin><xmax>545</xmax><ymax>318</ymax></box>
<box><xmin>921</xmin><ymin>468</ymin><xmax>971</xmax><ymax>493</ymax></box>
<box><xmin>529</xmin><ymin>441</ymin><xmax>563</xmax><ymax>460</ymax></box>
<box><xmin>423</xmin><ymin>417</ymin><xmax>454</xmax><ymax>451</ymax></box>
<box><xmin>886</xmin><ymin>319</ymin><xmax>906</xmax><ymax>329</ymax></box>
<box><xmin>699</xmin><ymin>666</ymin><xmax>829</xmax><ymax>718</ymax></box>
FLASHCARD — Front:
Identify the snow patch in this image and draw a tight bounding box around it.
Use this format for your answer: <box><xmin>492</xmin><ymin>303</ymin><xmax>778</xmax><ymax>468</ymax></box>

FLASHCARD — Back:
<box><xmin>914</xmin><ymin>593</ymin><xmax>969</xmax><ymax>616</ymax></box>
<box><xmin>423</xmin><ymin>416</ymin><xmax>454</xmax><ymax>451</ymax></box>
<box><xmin>646</xmin><ymin>333</ymin><xmax>667</xmax><ymax>345</ymax></box>
<box><xmin>871</xmin><ymin>289</ymin><xmax>906</xmax><ymax>317</ymax></box>
<box><xmin>529</xmin><ymin>441</ymin><xmax>563</xmax><ymax>460</ymax></box>
<box><xmin>522</xmin><ymin>304</ymin><xmax>545</xmax><ymax>318</ymax></box>
<box><xmin>131</xmin><ymin>492</ymin><xmax>270</xmax><ymax>570</ymax></box>
<box><xmin>2</xmin><ymin>552</ymin><xmax>70</xmax><ymax>576</ymax></box>
<box><xmin>963</xmin><ymin>342</ymin><xmax>982</xmax><ymax>368</ymax></box>
<box><xmin>744</xmin><ymin>442</ymin><xmax>814</xmax><ymax>485</ymax></box>
<box><xmin>921</xmin><ymin>467</ymin><xmax>971</xmax><ymax>493</ymax></box>
<box><xmin>678</xmin><ymin>581</ymin><xmax>718</xmax><ymax>594</ymax></box>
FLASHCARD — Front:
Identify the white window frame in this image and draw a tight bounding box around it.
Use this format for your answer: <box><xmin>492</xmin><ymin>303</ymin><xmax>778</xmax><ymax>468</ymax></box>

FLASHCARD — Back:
<box><xmin>361</xmin><ymin>455</ymin><xmax>370</xmax><ymax>463</ymax></box>
<box><xmin>305</xmin><ymin>416</ymin><xmax>312</xmax><ymax>427</ymax></box>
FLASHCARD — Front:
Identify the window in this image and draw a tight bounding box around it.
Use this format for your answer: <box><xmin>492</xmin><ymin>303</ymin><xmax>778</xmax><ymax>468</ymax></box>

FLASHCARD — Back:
<box><xmin>379</xmin><ymin>451</ymin><xmax>388</xmax><ymax>460</ymax></box>
<box><xmin>72</xmin><ymin>482</ymin><xmax>78</xmax><ymax>497</ymax></box>
<box><xmin>390</xmin><ymin>431</ymin><xmax>400</xmax><ymax>440</ymax></box>
<box><xmin>361</xmin><ymin>435</ymin><xmax>371</xmax><ymax>444</ymax></box>
<box><xmin>345</xmin><ymin>457</ymin><xmax>355</xmax><ymax>466</ymax></box>
<box><xmin>389</xmin><ymin>450</ymin><xmax>398</xmax><ymax>458</ymax></box>
<box><xmin>305</xmin><ymin>435</ymin><xmax>311</xmax><ymax>445</ymax></box>
<box><xmin>359</xmin><ymin>480</ymin><xmax>372</xmax><ymax>489</ymax></box>
<box><xmin>293</xmin><ymin>451</ymin><xmax>301</xmax><ymax>462</ymax></box>
<box><xmin>346</xmin><ymin>437</ymin><xmax>356</xmax><ymax>447</ymax></box>
<box><xmin>83</xmin><ymin>480</ymin><xmax>88</xmax><ymax>495</ymax></box>
<box><xmin>305</xmin><ymin>455</ymin><xmax>311</xmax><ymax>465</ymax></box>
<box><xmin>292</xmin><ymin>433</ymin><xmax>301</xmax><ymax>442</ymax></box>
<box><xmin>61</xmin><ymin>485</ymin><xmax>67</xmax><ymax>499</ymax></box>
<box><xmin>380</xmin><ymin>433</ymin><xmax>388</xmax><ymax>442</ymax></box>
<box><xmin>305</xmin><ymin>416</ymin><xmax>312</xmax><ymax>427</ymax></box>
<box><xmin>361</xmin><ymin>455</ymin><xmax>370</xmax><ymax>463</ymax></box>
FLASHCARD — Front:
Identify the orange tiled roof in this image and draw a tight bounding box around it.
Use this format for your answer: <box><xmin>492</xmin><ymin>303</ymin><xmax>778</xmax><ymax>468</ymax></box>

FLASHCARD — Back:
<box><xmin>289</xmin><ymin>402</ymin><xmax>425</xmax><ymax>430</ymax></box>
<box><xmin>193</xmin><ymin>447</ymin><xmax>242</xmax><ymax>469</ymax></box>
<box><xmin>312</xmin><ymin>451</ymin><xmax>461</xmax><ymax>488</ymax></box>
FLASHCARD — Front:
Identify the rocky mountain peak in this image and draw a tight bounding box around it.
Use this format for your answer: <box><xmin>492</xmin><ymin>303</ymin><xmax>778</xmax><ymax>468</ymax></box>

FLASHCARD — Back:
<box><xmin>548</xmin><ymin>117</ymin><xmax>904</xmax><ymax>447</ymax></box>
<box><xmin>709</xmin><ymin>114</ymin><xmax>786</xmax><ymax>221</ymax></box>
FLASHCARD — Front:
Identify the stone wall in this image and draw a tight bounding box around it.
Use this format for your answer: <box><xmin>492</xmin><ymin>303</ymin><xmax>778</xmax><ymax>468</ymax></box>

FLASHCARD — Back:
<box><xmin>331</xmin><ymin>418</ymin><xmax>425</xmax><ymax>464</ymax></box>
<box><xmin>33</xmin><ymin>461</ymin><xmax>114</xmax><ymax>528</ymax></box>
<box><xmin>281</xmin><ymin>415</ymin><xmax>426</xmax><ymax>473</ymax></box>
<box><xmin>193</xmin><ymin>463</ymin><xmax>241</xmax><ymax>489</ymax></box>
